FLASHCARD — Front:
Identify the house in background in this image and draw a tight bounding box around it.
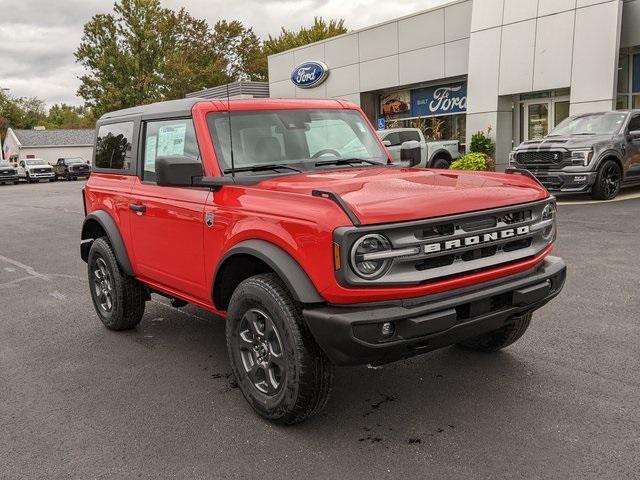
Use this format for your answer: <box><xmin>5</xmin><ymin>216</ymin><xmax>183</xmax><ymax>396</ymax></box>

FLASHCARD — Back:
<box><xmin>3</xmin><ymin>127</ymin><xmax>94</xmax><ymax>165</ymax></box>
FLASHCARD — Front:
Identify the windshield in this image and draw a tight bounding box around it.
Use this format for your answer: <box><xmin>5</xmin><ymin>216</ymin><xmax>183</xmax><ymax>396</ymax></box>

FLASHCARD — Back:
<box><xmin>207</xmin><ymin>109</ymin><xmax>387</xmax><ymax>174</ymax></box>
<box><xmin>25</xmin><ymin>160</ymin><xmax>46</xmax><ymax>166</ymax></box>
<box><xmin>550</xmin><ymin>112</ymin><xmax>627</xmax><ymax>136</ymax></box>
<box><xmin>65</xmin><ymin>158</ymin><xmax>84</xmax><ymax>164</ymax></box>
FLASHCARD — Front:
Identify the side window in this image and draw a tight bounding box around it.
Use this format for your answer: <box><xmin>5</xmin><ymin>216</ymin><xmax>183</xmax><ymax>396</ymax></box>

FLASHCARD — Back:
<box><xmin>384</xmin><ymin>132</ymin><xmax>402</xmax><ymax>146</ymax></box>
<box><xmin>628</xmin><ymin>115</ymin><xmax>640</xmax><ymax>132</ymax></box>
<box><xmin>399</xmin><ymin>131</ymin><xmax>420</xmax><ymax>143</ymax></box>
<box><xmin>95</xmin><ymin>122</ymin><xmax>134</xmax><ymax>171</ymax></box>
<box><xmin>19</xmin><ymin>161</ymin><xmax>24</xmax><ymax>167</ymax></box>
<box><xmin>142</xmin><ymin>118</ymin><xmax>200</xmax><ymax>183</ymax></box>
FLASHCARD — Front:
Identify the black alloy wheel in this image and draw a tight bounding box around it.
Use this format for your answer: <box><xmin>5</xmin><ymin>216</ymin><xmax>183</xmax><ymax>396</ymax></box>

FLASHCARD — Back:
<box><xmin>591</xmin><ymin>160</ymin><xmax>621</xmax><ymax>200</ymax></box>
<box><xmin>235</xmin><ymin>308</ymin><xmax>286</xmax><ymax>396</ymax></box>
<box><xmin>90</xmin><ymin>256</ymin><xmax>115</xmax><ymax>315</ymax></box>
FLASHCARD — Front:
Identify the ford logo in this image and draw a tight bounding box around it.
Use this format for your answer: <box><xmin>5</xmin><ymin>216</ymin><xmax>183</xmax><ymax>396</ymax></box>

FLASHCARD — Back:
<box><xmin>291</xmin><ymin>61</ymin><xmax>329</xmax><ymax>89</ymax></box>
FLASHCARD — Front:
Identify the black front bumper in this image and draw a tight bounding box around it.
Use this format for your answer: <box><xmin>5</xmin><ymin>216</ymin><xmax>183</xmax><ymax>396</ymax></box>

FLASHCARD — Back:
<box><xmin>303</xmin><ymin>256</ymin><xmax>566</xmax><ymax>366</ymax></box>
<box><xmin>527</xmin><ymin>170</ymin><xmax>596</xmax><ymax>193</ymax></box>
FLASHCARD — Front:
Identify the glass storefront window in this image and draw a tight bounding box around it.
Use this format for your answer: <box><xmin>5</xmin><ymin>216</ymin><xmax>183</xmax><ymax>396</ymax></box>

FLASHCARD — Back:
<box><xmin>618</xmin><ymin>54</ymin><xmax>629</xmax><ymax>93</ymax></box>
<box><xmin>554</xmin><ymin>101</ymin><xmax>570</xmax><ymax>126</ymax></box>
<box><xmin>617</xmin><ymin>95</ymin><xmax>629</xmax><ymax>110</ymax></box>
<box><xmin>633</xmin><ymin>95</ymin><xmax>640</xmax><ymax>109</ymax></box>
<box><xmin>527</xmin><ymin>103</ymin><xmax>549</xmax><ymax>139</ymax></box>
<box><xmin>633</xmin><ymin>54</ymin><xmax>640</xmax><ymax>93</ymax></box>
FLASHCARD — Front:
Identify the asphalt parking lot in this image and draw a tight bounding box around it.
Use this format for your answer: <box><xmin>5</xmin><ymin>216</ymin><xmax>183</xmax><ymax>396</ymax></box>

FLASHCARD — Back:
<box><xmin>1</xmin><ymin>180</ymin><xmax>639</xmax><ymax>479</ymax></box>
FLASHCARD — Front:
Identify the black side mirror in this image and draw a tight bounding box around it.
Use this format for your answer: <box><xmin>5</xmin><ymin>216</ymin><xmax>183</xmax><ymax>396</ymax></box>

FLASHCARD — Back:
<box><xmin>156</xmin><ymin>155</ymin><xmax>204</xmax><ymax>187</ymax></box>
<box><xmin>628</xmin><ymin>130</ymin><xmax>640</xmax><ymax>140</ymax></box>
<box><xmin>400</xmin><ymin>140</ymin><xmax>421</xmax><ymax>167</ymax></box>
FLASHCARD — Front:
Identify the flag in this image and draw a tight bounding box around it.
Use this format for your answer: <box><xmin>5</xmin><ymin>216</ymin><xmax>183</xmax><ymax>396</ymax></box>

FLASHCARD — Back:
<box><xmin>2</xmin><ymin>141</ymin><xmax>9</xmax><ymax>160</ymax></box>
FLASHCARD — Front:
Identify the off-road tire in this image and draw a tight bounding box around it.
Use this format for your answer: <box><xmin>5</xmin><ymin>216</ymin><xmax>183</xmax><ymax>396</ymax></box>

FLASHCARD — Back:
<box><xmin>457</xmin><ymin>312</ymin><xmax>532</xmax><ymax>352</ymax></box>
<box><xmin>431</xmin><ymin>155</ymin><xmax>451</xmax><ymax>169</ymax></box>
<box><xmin>591</xmin><ymin>159</ymin><xmax>621</xmax><ymax>200</ymax></box>
<box><xmin>226</xmin><ymin>273</ymin><xmax>334</xmax><ymax>425</ymax></box>
<box><xmin>13</xmin><ymin>181</ymin><xmax>19</xmax><ymax>185</ymax></box>
<box><xmin>87</xmin><ymin>237</ymin><xmax>145</xmax><ymax>331</ymax></box>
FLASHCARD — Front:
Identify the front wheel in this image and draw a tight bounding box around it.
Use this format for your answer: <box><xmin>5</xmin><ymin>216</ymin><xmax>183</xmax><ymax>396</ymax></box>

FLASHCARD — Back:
<box><xmin>591</xmin><ymin>160</ymin><xmax>621</xmax><ymax>200</ymax></box>
<box><xmin>457</xmin><ymin>312</ymin><xmax>532</xmax><ymax>352</ymax></box>
<box><xmin>226</xmin><ymin>273</ymin><xmax>334</xmax><ymax>425</ymax></box>
<box><xmin>88</xmin><ymin>237</ymin><xmax>145</xmax><ymax>330</ymax></box>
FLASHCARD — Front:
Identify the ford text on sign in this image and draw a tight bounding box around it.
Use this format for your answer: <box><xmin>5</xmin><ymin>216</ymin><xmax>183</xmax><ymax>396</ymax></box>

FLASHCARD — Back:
<box><xmin>291</xmin><ymin>61</ymin><xmax>330</xmax><ymax>89</ymax></box>
<box><xmin>411</xmin><ymin>82</ymin><xmax>467</xmax><ymax>117</ymax></box>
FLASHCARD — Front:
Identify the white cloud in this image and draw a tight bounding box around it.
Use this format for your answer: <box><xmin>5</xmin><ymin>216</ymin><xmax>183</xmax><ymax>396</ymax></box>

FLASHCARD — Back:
<box><xmin>0</xmin><ymin>0</ymin><xmax>451</xmax><ymax>106</ymax></box>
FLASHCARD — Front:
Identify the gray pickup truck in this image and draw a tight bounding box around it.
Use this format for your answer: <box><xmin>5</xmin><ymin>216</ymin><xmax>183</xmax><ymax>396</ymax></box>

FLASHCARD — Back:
<box><xmin>509</xmin><ymin>110</ymin><xmax>640</xmax><ymax>200</ymax></box>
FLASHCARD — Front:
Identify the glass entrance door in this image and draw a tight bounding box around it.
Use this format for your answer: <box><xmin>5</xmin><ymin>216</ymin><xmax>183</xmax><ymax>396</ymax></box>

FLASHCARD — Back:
<box><xmin>520</xmin><ymin>98</ymin><xmax>570</xmax><ymax>142</ymax></box>
<box><xmin>526</xmin><ymin>102</ymin><xmax>549</xmax><ymax>140</ymax></box>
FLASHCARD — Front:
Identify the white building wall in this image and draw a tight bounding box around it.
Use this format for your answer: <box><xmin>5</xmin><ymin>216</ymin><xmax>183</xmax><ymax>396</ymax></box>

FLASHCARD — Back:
<box><xmin>267</xmin><ymin>0</ymin><xmax>473</xmax><ymax>105</ymax></box>
<box><xmin>18</xmin><ymin>146</ymin><xmax>94</xmax><ymax>165</ymax></box>
<box><xmin>466</xmin><ymin>0</ymin><xmax>623</xmax><ymax>167</ymax></box>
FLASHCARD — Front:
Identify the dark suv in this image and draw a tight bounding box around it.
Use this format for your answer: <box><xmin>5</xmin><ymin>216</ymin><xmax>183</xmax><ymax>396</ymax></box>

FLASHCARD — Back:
<box><xmin>509</xmin><ymin>110</ymin><xmax>640</xmax><ymax>200</ymax></box>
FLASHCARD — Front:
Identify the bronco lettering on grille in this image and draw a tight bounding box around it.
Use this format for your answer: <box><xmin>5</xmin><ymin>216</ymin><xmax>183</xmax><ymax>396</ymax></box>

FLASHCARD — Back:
<box><xmin>424</xmin><ymin>225</ymin><xmax>531</xmax><ymax>254</ymax></box>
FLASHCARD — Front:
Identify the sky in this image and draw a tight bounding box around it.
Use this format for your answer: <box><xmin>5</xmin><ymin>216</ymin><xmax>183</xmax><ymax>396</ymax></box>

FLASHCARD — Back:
<box><xmin>0</xmin><ymin>0</ymin><xmax>450</xmax><ymax>107</ymax></box>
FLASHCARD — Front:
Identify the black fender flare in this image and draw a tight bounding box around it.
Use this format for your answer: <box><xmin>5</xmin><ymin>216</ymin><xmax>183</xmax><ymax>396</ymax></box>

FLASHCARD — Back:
<box><xmin>213</xmin><ymin>240</ymin><xmax>324</xmax><ymax>305</ymax></box>
<box><xmin>81</xmin><ymin>210</ymin><xmax>134</xmax><ymax>276</ymax></box>
<box><xmin>594</xmin><ymin>150</ymin><xmax>625</xmax><ymax>178</ymax></box>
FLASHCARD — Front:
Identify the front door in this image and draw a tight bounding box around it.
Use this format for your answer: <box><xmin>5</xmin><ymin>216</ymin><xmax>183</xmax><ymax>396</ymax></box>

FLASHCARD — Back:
<box><xmin>624</xmin><ymin>114</ymin><xmax>640</xmax><ymax>178</ymax></box>
<box><xmin>128</xmin><ymin>118</ymin><xmax>210</xmax><ymax>300</ymax></box>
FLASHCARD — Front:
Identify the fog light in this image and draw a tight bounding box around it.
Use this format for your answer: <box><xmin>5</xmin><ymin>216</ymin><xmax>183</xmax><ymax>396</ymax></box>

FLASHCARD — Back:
<box><xmin>381</xmin><ymin>321</ymin><xmax>395</xmax><ymax>337</ymax></box>
<box><xmin>574</xmin><ymin>175</ymin><xmax>587</xmax><ymax>182</ymax></box>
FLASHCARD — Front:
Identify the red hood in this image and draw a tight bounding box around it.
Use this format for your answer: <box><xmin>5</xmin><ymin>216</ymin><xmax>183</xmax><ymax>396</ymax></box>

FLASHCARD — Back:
<box><xmin>256</xmin><ymin>167</ymin><xmax>549</xmax><ymax>225</ymax></box>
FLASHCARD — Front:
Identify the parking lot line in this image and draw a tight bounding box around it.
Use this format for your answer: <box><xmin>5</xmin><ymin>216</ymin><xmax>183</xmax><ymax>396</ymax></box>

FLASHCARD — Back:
<box><xmin>557</xmin><ymin>190</ymin><xmax>640</xmax><ymax>205</ymax></box>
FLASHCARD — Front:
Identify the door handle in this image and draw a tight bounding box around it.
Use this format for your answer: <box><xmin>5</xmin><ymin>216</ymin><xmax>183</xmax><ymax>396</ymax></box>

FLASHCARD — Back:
<box><xmin>129</xmin><ymin>203</ymin><xmax>146</xmax><ymax>214</ymax></box>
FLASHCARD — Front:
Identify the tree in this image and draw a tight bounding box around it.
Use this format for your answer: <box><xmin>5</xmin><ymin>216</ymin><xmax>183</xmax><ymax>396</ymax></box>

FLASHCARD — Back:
<box><xmin>212</xmin><ymin>20</ymin><xmax>265</xmax><ymax>82</ymax></box>
<box><xmin>46</xmin><ymin>104</ymin><xmax>95</xmax><ymax>129</ymax></box>
<box><xmin>75</xmin><ymin>0</ymin><xmax>229</xmax><ymax>117</ymax></box>
<box><xmin>263</xmin><ymin>17</ymin><xmax>347</xmax><ymax>57</ymax></box>
<box><xmin>0</xmin><ymin>92</ymin><xmax>48</xmax><ymax>141</ymax></box>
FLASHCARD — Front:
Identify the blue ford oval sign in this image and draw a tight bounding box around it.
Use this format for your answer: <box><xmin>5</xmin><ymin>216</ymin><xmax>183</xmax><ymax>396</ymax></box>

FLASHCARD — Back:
<box><xmin>291</xmin><ymin>61</ymin><xmax>329</xmax><ymax>89</ymax></box>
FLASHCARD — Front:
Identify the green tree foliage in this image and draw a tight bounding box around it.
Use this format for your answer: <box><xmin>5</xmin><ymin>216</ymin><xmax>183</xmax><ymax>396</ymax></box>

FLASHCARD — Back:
<box><xmin>212</xmin><ymin>20</ymin><xmax>265</xmax><ymax>82</ymax></box>
<box><xmin>0</xmin><ymin>91</ymin><xmax>95</xmax><ymax>141</ymax></box>
<box><xmin>263</xmin><ymin>17</ymin><xmax>347</xmax><ymax>57</ymax></box>
<box><xmin>76</xmin><ymin>0</ymin><xmax>230</xmax><ymax>117</ymax></box>
<box><xmin>73</xmin><ymin>4</ymin><xmax>347</xmax><ymax>117</ymax></box>
<box><xmin>469</xmin><ymin>129</ymin><xmax>496</xmax><ymax>157</ymax></box>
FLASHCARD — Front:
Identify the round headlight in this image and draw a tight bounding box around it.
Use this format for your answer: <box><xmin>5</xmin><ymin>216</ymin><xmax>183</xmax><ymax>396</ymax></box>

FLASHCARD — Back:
<box><xmin>350</xmin><ymin>234</ymin><xmax>392</xmax><ymax>279</ymax></box>
<box><xmin>541</xmin><ymin>203</ymin><xmax>557</xmax><ymax>240</ymax></box>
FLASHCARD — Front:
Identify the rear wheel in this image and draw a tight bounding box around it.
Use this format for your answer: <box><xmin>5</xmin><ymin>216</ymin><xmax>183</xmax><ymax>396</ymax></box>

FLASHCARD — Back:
<box><xmin>431</xmin><ymin>155</ymin><xmax>451</xmax><ymax>169</ymax></box>
<box><xmin>226</xmin><ymin>273</ymin><xmax>334</xmax><ymax>425</ymax></box>
<box><xmin>457</xmin><ymin>312</ymin><xmax>532</xmax><ymax>352</ymax></box>
<box><xmin>591</xmin><ymin>159</ymin><xmax>621</xmax><ymax>200</ymax></box>
<box><xmin>88</xmin><ymin>237</ymin><xmax>145</xmax><ymax>330</ymax></box>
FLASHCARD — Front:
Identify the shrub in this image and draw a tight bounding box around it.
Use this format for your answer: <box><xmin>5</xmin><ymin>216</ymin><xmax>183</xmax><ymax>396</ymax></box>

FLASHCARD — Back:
<box><xmin>450</xmin><ymin>152</ymin><xmax>495</xmax><ymax>171</ymax></box>
<box><xmin>470</xmin><ymin>129</ymin><xmax>495</xmax><ymax>157</ymax></box>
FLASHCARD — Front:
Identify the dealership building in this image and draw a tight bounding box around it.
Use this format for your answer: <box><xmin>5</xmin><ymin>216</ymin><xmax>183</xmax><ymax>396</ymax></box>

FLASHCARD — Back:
<box><xmin>267</xmin><ymin>0</ymin><xmax>640</xmax><ymax>167</ymax></box>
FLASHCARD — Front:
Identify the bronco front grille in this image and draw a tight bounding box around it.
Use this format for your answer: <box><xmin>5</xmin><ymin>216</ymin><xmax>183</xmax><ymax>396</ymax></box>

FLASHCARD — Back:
<box><xmin>335</xmin><ymin>200</ymin><xmax>554</xmax><ymax>287</ymax></box>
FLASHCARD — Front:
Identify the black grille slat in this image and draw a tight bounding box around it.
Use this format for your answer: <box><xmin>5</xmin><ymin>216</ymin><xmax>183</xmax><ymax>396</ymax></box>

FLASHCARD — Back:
<box><xmin>516</xmin><ymin>150</ymin><xmax>566</xmax><ymax>165</ymax></box>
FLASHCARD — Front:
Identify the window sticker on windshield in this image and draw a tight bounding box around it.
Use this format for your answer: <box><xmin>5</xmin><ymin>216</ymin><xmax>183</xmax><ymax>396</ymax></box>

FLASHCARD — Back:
<box><xmin>157</xmin><ymin>124</ymin><xmax>186</xmax><ymax>157</ymax></box>
<box><xmin>145</xmin><ymin>135</ymin><xmax>157</xmax><ymax>170</ymax></box>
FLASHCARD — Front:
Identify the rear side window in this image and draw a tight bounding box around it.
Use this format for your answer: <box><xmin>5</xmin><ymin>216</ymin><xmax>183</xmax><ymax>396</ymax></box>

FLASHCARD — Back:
<box><xmin>95</xmin><ymin>122</ymin><xmax>134</xmax><ymax>171</ymax></box>
<box><xmin>400</xmin><ymin>131</ymin><xmax>420</xmax><ymax>142</ymax></box>
<box><xmin>142</xmin><ymin>118</ymin><xmax>200</xmax><ymax>183</ymax></box>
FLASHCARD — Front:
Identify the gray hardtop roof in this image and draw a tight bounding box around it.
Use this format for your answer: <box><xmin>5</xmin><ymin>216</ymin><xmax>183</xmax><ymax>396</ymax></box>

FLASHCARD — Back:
<box><xmin>99</xmin><ymin>98</ymin><xmax>207</xmax><ymax>121</ymax></box>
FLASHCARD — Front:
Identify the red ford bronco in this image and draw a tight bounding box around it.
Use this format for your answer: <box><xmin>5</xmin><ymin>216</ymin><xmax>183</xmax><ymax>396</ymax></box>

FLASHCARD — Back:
<box><xmin>81</xmin><ymin>98</ymin><xmax>566</xmax><ymax>424</ymax></box>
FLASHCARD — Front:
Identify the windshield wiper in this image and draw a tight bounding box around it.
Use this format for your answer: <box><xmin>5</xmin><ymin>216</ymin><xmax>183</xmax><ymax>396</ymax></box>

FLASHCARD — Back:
<box><xmin>314</xmin><ymin>158</ymin><xmax>385</xmax><ymax>167</ymax></box>
<box><xmin>223</xmin><ymin>164</ymin><xmax>302</xmax><ymax>174</ymax></box>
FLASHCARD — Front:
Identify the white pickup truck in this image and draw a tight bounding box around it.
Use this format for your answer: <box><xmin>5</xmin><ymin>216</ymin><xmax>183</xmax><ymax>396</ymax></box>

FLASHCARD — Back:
<box><xmin>377</xmin><ymin>128</ymin><xmax>460</xmax><ymax>169</ymax></box>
